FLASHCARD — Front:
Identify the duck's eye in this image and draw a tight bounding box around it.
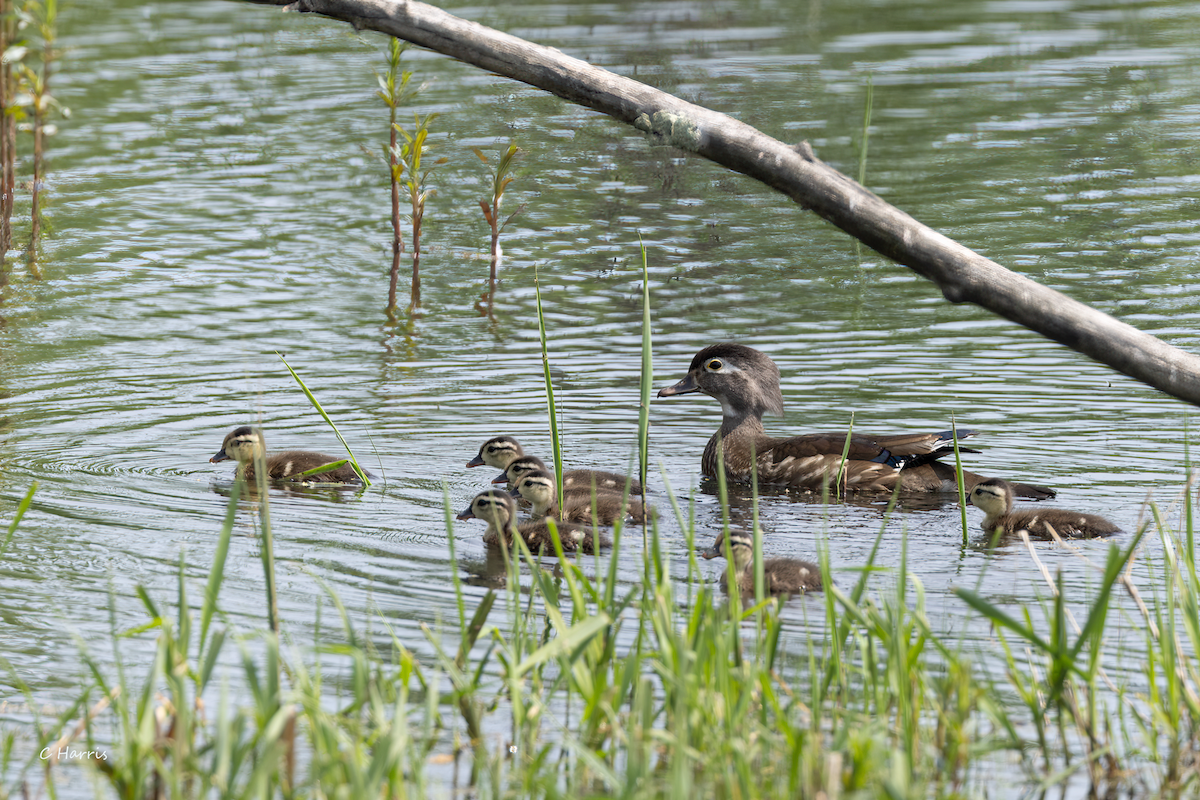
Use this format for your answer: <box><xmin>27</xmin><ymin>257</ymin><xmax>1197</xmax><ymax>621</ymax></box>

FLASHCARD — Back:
<box><xmin>706</xmin><ymin>358</ymin><xmax>723</xmax><ymax>371</ymax></box>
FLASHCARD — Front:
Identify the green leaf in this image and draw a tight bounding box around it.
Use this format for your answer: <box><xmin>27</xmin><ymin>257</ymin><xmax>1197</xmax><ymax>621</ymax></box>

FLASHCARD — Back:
<box><xmin>955</xmin><ymin>587</ymin><xmax>1051</xmax><ymax>652</ymax></box>
<box><xmin>514</xmin><ymin>613</ymin><xmax>612</xmax><ymax>677</ymax></box>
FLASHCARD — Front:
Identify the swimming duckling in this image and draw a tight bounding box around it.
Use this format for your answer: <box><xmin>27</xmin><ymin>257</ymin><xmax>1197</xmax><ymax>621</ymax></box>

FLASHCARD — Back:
<box><xmin>209</xmin><ymin>426</ymin><xmax>365</xmax><ymax>483</ymax></box>
<box><xmin>491</xmin><ymin>453</ymin><xmax>643</xmax><ymax>495</ymax></box>
<box><xmin>658</xmin><ymin>343</ymin><xmax>1055</xmax><ymax>499</ymax></box>
<box><xmin>510</xmin><ymin>468</ymin><xmax>652</xmax><ymax>525</ymax></box>
<box><xmin>701</xmin><ymin>529</ymin><xmax>822</xmax><ymax>595</ymax></box>
<box><xmin>456</xmin><ymin>490</ymin><xmax>610</xmax><ymax>554</ymax></box>
<box><xmin>466</xmin><ymin>435</ymin><xmax>524</xmax><ymax>470</ymax></box>
<box><xmin>969</xmin><ymin>478</ymin><xmax>1121</xmax><ymax>540</ymax></box>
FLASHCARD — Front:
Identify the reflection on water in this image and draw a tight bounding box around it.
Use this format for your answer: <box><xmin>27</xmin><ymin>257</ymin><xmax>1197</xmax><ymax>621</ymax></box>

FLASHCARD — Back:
<box><xmin>702</xmin><ymin>474</ymin><xmax>975</xmax><ymax>514</ymax></box>
<box><xmin>458</xmin><ymin>547</ymin><xmax>515</xmax><ymax>590</ymax></box>
<box><xmin>210</xmin><ymin>477</ymin><xmax>370</xmax><ymax>503</ymax></box>
<box><xmin>0</xmin><ymin>0</ymin><xmax>1198</xmax><ymax>791</ymax></box>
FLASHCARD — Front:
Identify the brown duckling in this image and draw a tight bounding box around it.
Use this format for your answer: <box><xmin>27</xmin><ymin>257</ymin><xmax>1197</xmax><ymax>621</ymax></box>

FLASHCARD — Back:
<box><xmin>456</xmin><ymin>490</ymin><xmax>610</xmax><ymax>554</ymax></box>
<box><xmin>658</xmin><ymin>343</ymin><xmax>1055</xmax><ymax>499</ymax></box>
<box><xmin>209</xmin><ymin>426</ymin><xmax>365</xmax><ymax>483</ymax></box>
<box><xmin>490</xmin><ymin>453</ymin><xmax>643</xmax><ymax>495</ymax></box>
<box><xmin>701</xmin><ymin>529</ymin><xmax>822</xmax><ymax>595</ymax></box>
<box><xmin>969</xmin><ymin>478</ymin><xmax>1121</xmax><ymax>540</ymax></box>
<box><xmin>510</xmin><ymin>468</ymin><xmax>652</xmax><ymax>525</ymax></box>
<box><xmin>466</xmin><ymin>435</ymin><xmax>524</xmax><ymax>470</ymax></box>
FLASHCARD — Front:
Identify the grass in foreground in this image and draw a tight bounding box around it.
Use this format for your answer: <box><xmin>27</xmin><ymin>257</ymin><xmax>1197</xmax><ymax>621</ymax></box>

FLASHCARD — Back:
<box><xmin>11</xmin><ymin>474</ymin><xmax>1200</xmax><ymax>799</ymax></box>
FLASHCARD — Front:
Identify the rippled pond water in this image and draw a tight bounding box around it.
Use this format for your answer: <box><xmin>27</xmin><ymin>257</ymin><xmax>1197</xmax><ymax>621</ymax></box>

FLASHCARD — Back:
<box><xmin>3</xmin><ymin>0</ymin><xmax>1200</xmax><ymax>793</ymax></box>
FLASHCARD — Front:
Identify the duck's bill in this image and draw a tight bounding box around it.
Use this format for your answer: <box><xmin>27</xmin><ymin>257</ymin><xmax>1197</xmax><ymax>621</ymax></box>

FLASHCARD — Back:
<box><xmin>466</xmin><ymin>455</ymin><xmax>486</xmax><ymax>467</ymax></box>
<box><xmin>210</xmin><ymin>449</ymin><xmax>230</xmax><ymax>463</ymax></box>
<box><xmin>456</xmin><ymin>508</ymin><xmax>476</xmax><ymax>521</ymax></box>
<box><xmin>657</xmin><ymin>373</ymin><xmax>699</xmax><ymax>397</ymax></box>
<box><xmin>700</xmin><ymin>546</ymin><xmax>720</xmax><ymax>560</ymax></box>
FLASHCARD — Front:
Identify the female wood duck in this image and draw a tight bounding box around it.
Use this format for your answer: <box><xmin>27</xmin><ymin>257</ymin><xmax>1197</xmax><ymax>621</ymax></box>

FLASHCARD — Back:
<box><xmin>210</xmin><ymin>426</ymin><xmax>365</xmax><ymax>483</ymax></box>
<box><xmin>658</xmin><ymin>343</ymin><xmax>1055</xmax><ymax>499</ymax></box>
<box><xmin>510</xmin><ymin>468</ymin><xmax>652</xmax><ymax>525</ymax></box>
<box><xmin>456</xmin><ymin>490</ymin><xmax>610</xmax><ymax>554</ymax></box>
<box><xmin>969</xmin><ymin>478</ymin><xmax>1121</xmax><ymax>540</ymax></box>
<box><xmin>471</xmin><ymin>439</ymin><xmax>643</xmax><ymax>494</ymax></box>
<box><xmin>701</xmin><ymin>529</ymin><xmax>822</xmax><ymax>595</ymax></box>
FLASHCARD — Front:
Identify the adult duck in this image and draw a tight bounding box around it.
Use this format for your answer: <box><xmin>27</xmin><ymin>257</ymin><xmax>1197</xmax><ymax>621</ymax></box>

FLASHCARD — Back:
<box><xmin>658</xmin><ymin>343</ymin><xmax>1054</xmax><ymax>498</ymax></box>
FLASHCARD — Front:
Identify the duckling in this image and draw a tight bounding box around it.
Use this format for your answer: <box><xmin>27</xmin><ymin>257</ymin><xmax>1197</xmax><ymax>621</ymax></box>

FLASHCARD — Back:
<box><xmin>969</xmin><ymin>478</ymin><xmax>1121</xmax><ymax>540</ymax></box>
<box><xmin>701</xmin><ymin>529</ymin><xmax>822</xmax><ymax>595</ymax></box>
<box><xmin>658</xmin><ymin>343</ymin><xmax>1055</xmax><ymax>499</ymax></box>
<box><xmin>209</xmin><ymin>426</ymin><xmax>365</xmax><ymax>484</ymax></box>
<box><xmin>466</xmin><ymin>435</ymin><xmax>523</xmax><ymax>470</ymax></box>
<box><xmin>490</xmin><ymin>453</ymin><xmax>644</xmax><ymax>495</ymax></box>
<box><xmin>511</xmin><ymin>468</ymin><xmax>652</xmax><ymax>525</ymax></box>
<box><xmin>456</xmin><ymin>490</ymin><xmax>611</xmax><ymax>554</ymax></box>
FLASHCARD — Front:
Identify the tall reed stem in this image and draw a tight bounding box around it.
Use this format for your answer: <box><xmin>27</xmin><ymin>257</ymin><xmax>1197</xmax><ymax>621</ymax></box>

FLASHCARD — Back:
<box><xmin>0</xmin><ymin>0</ymin><xmax>11</xmax><ymax>270</ymax></box>
<box><xmin>637</xmin><ymin>239</ymin><xmax>652</xmax><ymax>514</ymax></box>
<box><xmin>375</xmin><ymin>38</ymin><xmax>414</xmax><ymax>317</ymax></box>
<box><xmin>387</xmin><ymin>93</ymin><xmax>402</xmax><ymax>312</ymax></box>
<box><xmin>534</xmin><ymin>270</ymin><xmax>564</xmax><ymax>508</ymax></box>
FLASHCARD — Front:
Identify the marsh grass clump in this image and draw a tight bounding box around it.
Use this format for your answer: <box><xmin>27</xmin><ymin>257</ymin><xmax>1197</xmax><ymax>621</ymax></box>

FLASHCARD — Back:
<box><xmin>373</xmin><ymin>37</ymin><xmax>444</xmax><ymax>318</ymax></box>
<box><xmin>17</xmin><ymin>0</ymin><xmax>63</xmax><ymax>265</ymax></box>
<box><xmin>21</xmin><ymin>454</ymin><xmax>1200</xmax><ymax>797</ymax></box>
<box><xmin>0</xmin><ymin>0</ymin><xmax>18</xmax><ymax>271</ymax></box>
<box><xmin>0</xmin><ymin>0</ymin><xmax>68</xmax><ymax>276</ymax></box>
<box><xmin>375</xmin><ymin>37</ymin><xmax>418</xmax><ymax>318</ymax></box>
<box><xmin>392</xmin><ymin>112</ymin><xmax>444</xmax><ymax>316</ymax></box>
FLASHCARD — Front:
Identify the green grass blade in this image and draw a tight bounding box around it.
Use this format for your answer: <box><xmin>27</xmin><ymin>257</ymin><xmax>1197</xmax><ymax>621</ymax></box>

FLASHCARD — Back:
<box><xmin>293</xmin><ymin>459</ymin><xmax>350</xmax><ymax>479</ymax></box>
<box><xmin>514</xmin><ymin>612</ymin><xmax>613</xmax><ymax>678</ymax></box>
<box><xmin>0</xmin><ymin>481</ymin><xmax>37</xmax><ymax>562</ymax></box>
<box><xmin>836</xmin><ymin>414</ymin><xmax>854</xmax><ymax>500</ymax></box>
<box><xmin>952</xmin><ymin>417</ymin><xmax>969</xmax><ymax>544</ymax></box>
<box><xmin>534</xmin><ymin>268</ymin><xmax>564</xmax><ymax>508</ymax></box>
<box><xmin>442</xmin><ymin>485</ymin><xmax>468</xmax><ymax>634</ymax></box>
<box><xmin>955</xmin><ymin>587</ymin><xmax>1051</xmax><ymax>652</ymax></box>
<box><xmin>200</xmin><ymin>476</ymin><xmax>239</xmax><ymax>649</ymax></box>
<box><xmin>857</xmin><ymin>74</ymin><xmax>873</xmax><ymax>185</ymax></box>
<box><xmin>638</xmin><ymin>237</ymin><xmax>652</xmax><ymax>501</ymax></box>
<box><xmin>278</xmin><ymin>353</ymin><xmax>372</xmax><ymax>486</ymax></box>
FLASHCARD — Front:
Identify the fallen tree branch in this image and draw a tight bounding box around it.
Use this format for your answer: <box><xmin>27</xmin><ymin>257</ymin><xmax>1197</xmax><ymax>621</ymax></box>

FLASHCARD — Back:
<box><xmin>243</xmin><ymin>0</ymin><xmax>1200</xmax><ymax>407</ymax></box>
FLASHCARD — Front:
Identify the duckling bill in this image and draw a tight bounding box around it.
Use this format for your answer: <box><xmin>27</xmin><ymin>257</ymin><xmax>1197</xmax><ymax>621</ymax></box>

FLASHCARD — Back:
<box><xmin>210</xmin><ymin>426</ymin><xmax>365</xmax><ymax>484</ymax></box>
<box><xmin>658</xmin><ymin>343</ymin><xmax>1054</xmax><ymax>499</ymax></box>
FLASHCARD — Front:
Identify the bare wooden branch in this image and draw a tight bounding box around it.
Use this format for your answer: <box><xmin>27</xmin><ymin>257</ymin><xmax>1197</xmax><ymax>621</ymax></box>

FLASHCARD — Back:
<box><xmin>243</xmin><ymin>0</ymin><xmax>1200</xmax><ymax>406</ymax></box>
